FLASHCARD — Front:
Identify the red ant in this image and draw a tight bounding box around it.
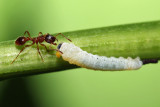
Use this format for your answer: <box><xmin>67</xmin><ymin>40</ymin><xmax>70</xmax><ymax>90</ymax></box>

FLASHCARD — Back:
<box><xmin>11</xmin><ymin>31</ymin><xmax>72</xmax><ymax>64</ymax></box>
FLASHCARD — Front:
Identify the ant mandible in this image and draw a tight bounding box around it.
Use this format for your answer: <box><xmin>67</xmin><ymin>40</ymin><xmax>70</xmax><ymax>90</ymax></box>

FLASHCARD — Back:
<box><xmin>11</xmin><ymin>31</ymin><xmax>72</xmax><ymax>64</ymax></box>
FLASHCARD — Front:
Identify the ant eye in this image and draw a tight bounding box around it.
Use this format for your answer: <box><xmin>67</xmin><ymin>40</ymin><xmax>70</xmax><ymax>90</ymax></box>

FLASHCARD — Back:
<box><xmin>45</xmin><ymin>35</ymin><xmax>55</xmax><ymax>43</ymax></box>
<box><xmin>15</xmin><ymin>36</ymin><xmax>27</xmax><ymax>45</ymax></box>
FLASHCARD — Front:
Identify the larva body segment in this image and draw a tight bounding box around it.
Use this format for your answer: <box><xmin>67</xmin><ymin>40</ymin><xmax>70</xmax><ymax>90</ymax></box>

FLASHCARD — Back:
<box><xmin>58</xmin><ymin>43</ymin><xmax>143</xmax><ymax>71</ymax></box>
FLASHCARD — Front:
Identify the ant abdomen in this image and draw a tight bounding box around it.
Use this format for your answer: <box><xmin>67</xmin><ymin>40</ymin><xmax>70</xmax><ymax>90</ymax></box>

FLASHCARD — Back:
<box><xmin>15</xmin><ymin>36</ymin><xmax>27</xmax><ymax>45</ymax></box>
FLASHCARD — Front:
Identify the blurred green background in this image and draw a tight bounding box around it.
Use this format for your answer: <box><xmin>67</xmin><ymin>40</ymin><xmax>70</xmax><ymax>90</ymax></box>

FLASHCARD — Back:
<box><xmin>0</xmin><ymin>0</ymin><xmax>160</xmax><ymax>107</ymax></box>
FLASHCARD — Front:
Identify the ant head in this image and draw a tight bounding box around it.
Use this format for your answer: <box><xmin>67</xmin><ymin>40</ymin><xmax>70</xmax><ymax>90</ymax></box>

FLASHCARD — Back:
<box><xmin>45</xmin><ymin>34</ymin><xmax>58</xmax><ymax>44</ymax></box>
<box><xmin>15</xmin><ymin>36</ymin><xmax>27</xmax><ymax>45</ymax></box>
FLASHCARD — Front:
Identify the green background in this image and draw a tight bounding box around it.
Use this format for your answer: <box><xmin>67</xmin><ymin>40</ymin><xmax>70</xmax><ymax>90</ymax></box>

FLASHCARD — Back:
<box><xmin>0</xmin><ymin>0</ymin><xmax>160</xmax><ymax>107</ymax></box>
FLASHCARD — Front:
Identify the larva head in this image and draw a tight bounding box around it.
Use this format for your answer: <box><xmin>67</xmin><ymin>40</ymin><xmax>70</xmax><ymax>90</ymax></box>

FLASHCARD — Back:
<box><xmin>15</xmin><ymin>36</ymin><xmax>27</xmax><ymax>45</ymax></box>
<box><xmin>56</xmin><ymin>43</ymin><xmax>63</xmax><ymax>58</ymax></box>
<box><xmin>45</xmin><ymin>34</ymin><xmax>58</xmax><ymax>44</ymax></box>
<box><xmin>57</xmin><ymin>43</ymin><xmax>63</xmax><ymax>50</ymax></box>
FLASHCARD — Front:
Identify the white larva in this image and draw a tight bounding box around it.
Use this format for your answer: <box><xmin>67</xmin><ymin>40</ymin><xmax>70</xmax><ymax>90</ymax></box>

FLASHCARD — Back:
<box><xmin>57</xmin><ymin>43</ymin><xmax>143</xmax><ymax>71</ymax></box>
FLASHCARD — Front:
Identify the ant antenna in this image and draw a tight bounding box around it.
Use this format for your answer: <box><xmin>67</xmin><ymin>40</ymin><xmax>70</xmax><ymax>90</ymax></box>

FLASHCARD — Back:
<box><xmin>55</xmin><ymin>33</ymin><xmax>72</xmax><ymax>42</ymax></box>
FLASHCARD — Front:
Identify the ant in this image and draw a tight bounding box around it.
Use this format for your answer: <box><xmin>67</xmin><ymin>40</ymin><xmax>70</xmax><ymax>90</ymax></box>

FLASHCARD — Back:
<box><xmin>11</xmin><ymin>31</ymin><xmax>72</xmax><ymax>64</ymax></box>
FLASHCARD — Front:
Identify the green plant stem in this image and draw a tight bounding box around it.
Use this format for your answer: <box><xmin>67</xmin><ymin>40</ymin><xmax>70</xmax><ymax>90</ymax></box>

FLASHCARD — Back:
<box><xmin>0</xmin><ymin>21</ymin><xmax>160</xmax><ymax>80</ymax></box>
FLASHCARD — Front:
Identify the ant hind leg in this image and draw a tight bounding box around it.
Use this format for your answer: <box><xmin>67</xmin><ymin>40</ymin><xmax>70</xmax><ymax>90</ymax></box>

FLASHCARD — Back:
<box><xmin>11</xmin><ymin>43</ymin><xmax>34</xmax><ymax>64</ymax></box>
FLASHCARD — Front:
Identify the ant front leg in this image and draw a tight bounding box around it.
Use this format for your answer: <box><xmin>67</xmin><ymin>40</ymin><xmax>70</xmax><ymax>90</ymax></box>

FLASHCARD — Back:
<box><xmin>50</xmin><ymin>48</ymin><xmax>63</xmax><ymax>54</ymax></box>
<box><xmin>55</xmin><ymin>33</ymin><xmax>72</xmax><ymax>42</ymax></box>
<box><xmin>49</xmin><ymin>43</ymin><xmax>57</xmax><ymax>50</ymax></box>
<box><xmin>49</xmin><ymin>43</ymin><xmax>63</xmax><ymax>54</ymax></box>
<box><xmin>40</xmin><ymin>43</ymin><xmax>50</xmax><ymax>52</ymax></box>
<box><xmin>11</xmin><ymin>42</ymin><xmax>35</xmax><ymax>64</ymax></box>
<box><xmin>24</xmin><ymin>31</ymin><xmax>31</xmax><ymax>38</ymax></box>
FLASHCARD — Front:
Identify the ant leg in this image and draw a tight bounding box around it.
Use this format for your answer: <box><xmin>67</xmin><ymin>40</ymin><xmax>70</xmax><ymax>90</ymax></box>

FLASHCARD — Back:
<box><xmin>11</xmin><ymin>43</ymin><xmax>34</xmax><ymax>64</ymax></box>
<box><xmin>24</xmin><ymin>31</ymin><xmax>31</xmax><ymax>38</ymax></box>
<box><xmin>49</xmin><ymin>43</ymin><xmax>63</xmax><ymax>54</ymax></box>
<box><xmin>36</xmin><ymin>43</ymin><xmax>44</xmax><ymax>62</ymax></box>
<box><xmin>38</xmin><ymin>32</ymin><xmax>43</xmax><ymax>36</ymax></box>
<box><xmin>50</xmin><ymin>48</ymin><xmax>63</xmax><ymax>54</ymax></box>
<box><xmin>40</xmin><ymin>43</ymin><xmax>49</xmax><ymax>52</ymax></box>
<box><xmin>55</xmin><ymin>33</ymin><xmax>72</xmax><ymax>42</ymax></box>
<box><xmin>42</xmin><ymin>33</ymin><xmax>49</xmax><ymax>37</ymax></box>
<box><xmin>49</xmin><ymin>43</ymin><xmax>57</xmax><ymax>50</ymax></box>
<box><xmin>40</xmin><ymin>43</ymin><xmax>62</xmax><ymax>55</ymax></box>
<box><xmin>48</xmin><ymin>42</ymin><xmax>57</xmax><ymax>50</ymax></box>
